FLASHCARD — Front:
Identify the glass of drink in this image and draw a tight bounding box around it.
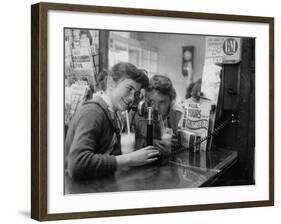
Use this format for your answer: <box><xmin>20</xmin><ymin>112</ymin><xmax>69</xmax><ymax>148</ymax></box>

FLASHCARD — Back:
<box><xmin>121</xmin><ymin>132</ymin><xmax>135</xmax><ymax>154</ymax></box>
<box><xmin>161</xmin><ymin>128</ymin><xmax>173</xmax><ymax>147</ymax></box>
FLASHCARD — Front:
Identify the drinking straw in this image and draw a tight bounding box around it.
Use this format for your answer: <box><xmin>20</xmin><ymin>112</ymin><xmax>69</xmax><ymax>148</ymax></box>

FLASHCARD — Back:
<box><xmin>159</xmin><ymin>114</ymin><xmax>165</xmax><ymax>135</ymax></box>
<box><xmin>125</xmin><ymin>110</ymin><xmax>130</xmax><ymax>134</ymax></box>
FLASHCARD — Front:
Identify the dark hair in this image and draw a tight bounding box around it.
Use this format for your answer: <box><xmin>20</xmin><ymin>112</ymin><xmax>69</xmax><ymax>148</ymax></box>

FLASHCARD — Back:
<box><xmin>109</xmin><ymin>62</ymin><xmax>149</xmax><ymax>89</ymax></box>
<box><xmin>185</xmin><ymin>78</ymin><xmax>202</xmax><ymax>99</ymax></box>
<box><xmin>96</xmin><ymin>70</ymin><xmax>108</xmax><ymax>91</ymax></box>
<box><xmin>148</xmin><ymin>75</ymin><xmax>176</xmax><ymax>101</ymax></box>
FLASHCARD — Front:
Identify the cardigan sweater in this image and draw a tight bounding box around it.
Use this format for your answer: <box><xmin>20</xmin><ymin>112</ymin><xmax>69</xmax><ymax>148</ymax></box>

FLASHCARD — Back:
<box><xmin>65</xmin><ymin>96</ymin><xmax>121</xmax><ymax>180</ymax></box>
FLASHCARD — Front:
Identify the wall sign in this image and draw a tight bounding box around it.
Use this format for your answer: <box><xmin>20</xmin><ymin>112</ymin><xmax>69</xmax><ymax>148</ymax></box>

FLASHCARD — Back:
<box><xmin>205</xmin><ymin>37</ymin><xmax>241</xmax><ymax>64</ymax></box>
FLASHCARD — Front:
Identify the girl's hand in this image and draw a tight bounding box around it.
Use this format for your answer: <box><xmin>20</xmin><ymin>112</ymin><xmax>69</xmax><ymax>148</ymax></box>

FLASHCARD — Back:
<box><xmin>128</xmin><ymin>146</ymin><xmax>159</xmax><ymax>166</ymax></box>
<box><xmin>154</xmin><ymin>139</ymin><xmax>171</xmax><ymax>156</ymax></box>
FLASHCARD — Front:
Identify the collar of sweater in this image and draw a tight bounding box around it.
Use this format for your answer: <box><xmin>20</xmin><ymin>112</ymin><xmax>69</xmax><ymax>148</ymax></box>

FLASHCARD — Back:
<box><xmin>100</xmin><ymin>93</ymin><xmax>115</xmax><ymax>112</ymax></box>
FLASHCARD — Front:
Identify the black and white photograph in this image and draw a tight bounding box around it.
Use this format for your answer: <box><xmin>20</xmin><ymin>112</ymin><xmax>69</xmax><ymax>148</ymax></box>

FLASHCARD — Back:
<box><xmin>30</xmin><ymin>2</ymin><xmax>274</xmax><ymax>221</ymax></box>
<box><xmin>63</xmin><ymin>28</ymin><xmax>255</xmax><ymax>194</ymax></box>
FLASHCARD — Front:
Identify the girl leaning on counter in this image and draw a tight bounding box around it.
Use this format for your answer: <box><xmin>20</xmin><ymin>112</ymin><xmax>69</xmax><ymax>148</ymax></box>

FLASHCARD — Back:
<box><xmin>64</xmin><ymin>62</ymin><xmax>159</xmax><ymax>180</ymax></box>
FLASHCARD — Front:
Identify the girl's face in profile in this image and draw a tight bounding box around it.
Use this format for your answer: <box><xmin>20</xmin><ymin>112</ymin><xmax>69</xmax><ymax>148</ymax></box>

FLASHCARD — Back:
<box><xmin>109</xmin><ymin>78</ymin><xmax>141</xmax><ymax>111</ymax></box>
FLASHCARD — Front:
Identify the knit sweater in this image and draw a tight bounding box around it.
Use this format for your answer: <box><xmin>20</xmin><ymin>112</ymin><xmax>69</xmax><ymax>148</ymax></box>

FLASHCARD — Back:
<box><xmin>65</xmin><ymin>96</ymin><xmax>121</xmax><ymax>180</ymax></box>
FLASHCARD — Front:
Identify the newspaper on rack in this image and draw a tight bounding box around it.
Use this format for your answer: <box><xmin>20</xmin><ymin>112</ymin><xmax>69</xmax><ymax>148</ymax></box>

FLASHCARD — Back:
<box><xmin>65</xmin><ymin>82</ymin><xmax>89</xmax><ymax>125</ymax></box>
<box><xmin>71</xmin><ymin>47</ymin><xmax>97</xmax><ymax>89</ymax></box>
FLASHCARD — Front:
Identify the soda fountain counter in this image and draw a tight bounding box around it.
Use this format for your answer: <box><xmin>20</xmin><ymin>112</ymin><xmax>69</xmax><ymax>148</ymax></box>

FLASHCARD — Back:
<box><xmin>64</xmin><ymin>147</ymin><xmax>237</xmax><ymax>194</ymax></box>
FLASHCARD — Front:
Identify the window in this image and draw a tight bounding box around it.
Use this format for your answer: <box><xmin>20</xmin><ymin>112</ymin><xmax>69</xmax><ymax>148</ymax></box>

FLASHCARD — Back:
<box><xmin>108</xmin><ymin>32</ymin><xmax>158</xmax><ymax>76</ymax></box>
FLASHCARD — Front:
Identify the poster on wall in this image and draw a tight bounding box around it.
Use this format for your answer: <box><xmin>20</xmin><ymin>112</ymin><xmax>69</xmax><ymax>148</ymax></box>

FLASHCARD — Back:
<box><xmin>205</xmin><ymin>37</ymin><xmax>241</xmax><ymax>64</ymax></box>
